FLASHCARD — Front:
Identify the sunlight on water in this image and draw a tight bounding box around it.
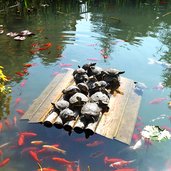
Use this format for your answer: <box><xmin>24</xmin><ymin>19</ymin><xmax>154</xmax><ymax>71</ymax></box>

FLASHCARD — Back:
<box><xmin>0</xmin><ymin>1</ymin><xmax>171</xmax><ymax>171</ymax></box>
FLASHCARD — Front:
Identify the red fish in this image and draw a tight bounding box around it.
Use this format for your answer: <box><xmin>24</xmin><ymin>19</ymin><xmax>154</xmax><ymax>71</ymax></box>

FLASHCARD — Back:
<box><xmin>52</xmin><ymin>157</ymin><xmax>75</xmax><ymax>166</ymax></box>
<box><xmin>86</xmin><ymin>140</ymin><xmax>104</xmax><ymax>147</ymax></box>
<box><xmin>0</xmin><ymin>158</ymin><xmax>10</xmax><ymax>167</ymax></box>
<box><xmin>23</xmin><ymin>63</ymin><xmax>33</xmax><ymax>67</ymax></box>
<box><xmin>37</xmin><ymin>168</ymin><xmax>59</xmax><ymax>171</ymax></box>
<box><xmin>0</xmin><ymin>149</ymin><xmax>3</xmax><ymax>156</ymax></box>
<box><xmin>59</xmin><ymin>63</ymin><xmax>72</xmax><ymax>67</ymax></box>
<box><xmin>38</xmin><ymin>42</ymin><xmax>52</xmax><ymax>51</ymax></box>
<box><xmin>112</xmin><ymin>168</ymin><xmax>137</xmax><ymax>171</ymax></box>
<box><xmin>15</xmin><ymin>97</ymin><xmax>22</xmax><ymax>106</ymax></box>
<box><xmin>132</xmin><ymin>133</ymin><xmax>140</xmax><ymax>142</ymax></box>
<box><xmin>16</xmin><ymin>72</ymin><xmax>25</xmax><ymax>77</ymax></box>
<box><xmin>0</xmin><ymin>122</ymin><xmax>3</xmax><ymax>132</ymax></box>
<box><xmin>66</xmin><ymin>164</ymin><xmax>74</xmax><ymax>171</ymax></box>
<box><xmin>109</xmin><ymin>159</ymin><xmax>135</xmax><ymax>168</ymax></box>
<box><xmin>13</xmin><ymin>115</ymin><xmax>17</xmax><ymax>127</ymax></box>
<box><xmin>18</xmin><ymin>134</ymin><xmax>25</xmax><ymax>146</ymax></box>
<box><xmin>87</xmin><ymin>58</ymin><xmax>99</xmax><ymax>61</ymax></box>
<box><xmin>21</xmin><ymin>147</ymin><xmax>38</xmax><ymax>154</ymax></box>
<box><xmin>20</xmin><ymin>80</ymin><xmax>27</xmax><ymax>87</ymax></box>
<box><xmin>104</xmin><ymin>156</ymin><xmax>123</xmax><ymax>164</ymax></box>
<box><xmin>20</xmin><ymin>131</ymin><xmax>37</xmax><ymax>137</ymax></box>
<box><xmin>149</xmin><ymin>97</ymin><xmax>167</xmax><ymax>104</ymax></box>
<box><xmin>16</xmin><ymin>109</ymin><xmax>25</xmax><ymax>116</ymax></box>
<box><xmin>29</xmin><ymin>150</ymin><xmax>40</xmax><ymax>162</ymax></box>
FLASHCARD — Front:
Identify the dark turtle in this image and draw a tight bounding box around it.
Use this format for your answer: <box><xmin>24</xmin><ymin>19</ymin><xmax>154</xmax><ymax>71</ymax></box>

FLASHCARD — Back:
<box><xmin>77</xmin><ymin>82</ymin><xmax>89</xmax><ymax>96</ymax></box>
<box><xmin>88</xmin><ymin>65</ymin><xmax>103</xmax><ymax>77</ymax></box>
<box><xmin>62</xmin><ymin>85</ymin><xmax>80</xmax><ymax>100</ymax></box>
<box><xmin>51</xmin><ymin>99</ymin><xmax>69</xmax><ymax>113</ymax></box>
<box><xmin>60</xmin><ymin>108</ymin><xmax>77</xmax><ymax>122</ymax></box>
<box><xmin>90</xmin><ymin>91</ymin><xmax>110</xmax><ymax>112</ymax></box>
<box><xmin>82</xmin><ymin>63</ymin><xmax>96</xmax><ymax>71</ymax></box>
<box><xmin>73</xmin><ymin>73</ymin><xmax>89</xmax><ymax>84</ymax></box>
<box><xmin>69</xmin><ymin>92</ymin><xmax>89</xmax><ymax>109</ymax></box>
<box><xmin>86</xmin><ymin>76</ymin><xmax>98</xmax><ymax>90</ymax></box>
<box><xmin>73</xmin><ymin>66</ymin><xmax>86</xmax><ymax>76</ymax></box>
<box><xmin>80</xmin><ymin>102</ymin><xmax>102</xmax><ymax>123</ymax></box>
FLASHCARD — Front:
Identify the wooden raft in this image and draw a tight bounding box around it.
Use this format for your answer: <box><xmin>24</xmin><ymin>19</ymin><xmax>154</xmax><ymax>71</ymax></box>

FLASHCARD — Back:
<box><xmin>21</xmin><ymin>70</ymin><xmax>141</xmax><ymax>145</ymax></box>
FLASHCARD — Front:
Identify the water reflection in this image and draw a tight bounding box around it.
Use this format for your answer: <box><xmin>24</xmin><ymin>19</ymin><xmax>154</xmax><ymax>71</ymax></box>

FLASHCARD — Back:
<box><xmin>0</xmin><ymin>0</ymin><xmax>171</xmax><ymax>171</ymax></box>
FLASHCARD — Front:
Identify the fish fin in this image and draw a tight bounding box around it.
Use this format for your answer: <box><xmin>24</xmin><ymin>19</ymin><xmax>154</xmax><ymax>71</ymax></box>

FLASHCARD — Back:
<box><xmin>37</xmin><ymin>162</ymin><xmax>43</xmax><ymax>171</ymax></box>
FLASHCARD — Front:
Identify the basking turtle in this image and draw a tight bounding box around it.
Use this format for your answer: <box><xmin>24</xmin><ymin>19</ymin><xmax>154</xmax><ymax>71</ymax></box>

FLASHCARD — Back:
<box><xmin>60</xmin><ymin>108</ymin><xmax>77</xmax><ymax>122</ymax></box>
<box><xmin>77</xmin><ymin>82</ymin><xmax>89</xmax><ymax>96</ymax></box>
<box><xmin>69</xmin><ymin>92</ymin><xmax>89</xmax><ymax>109</ymax></box>
<box><xmin>74</xmin><ymin>73</ymin><xmax>89</xmax><ymax>84</ymax></box>
<box><xmin>82</xmin><ymin>63</ymin><xmax>96</xmax><ymax>72</ymax></box>
<box><xmin>102</xmin><ymin>68</ymin><xmax>125</xmax><ymax>78</ymax></box>
<box><xmin>51</xmin><ymin>99</ymin><xmax>69</xmax><ymax>113</ymax></box>
<box><xmin>86</xmin><ymin>76</ymin><xmax>98</xmax><ymax>90</ymax></box>
<box><xmin>80</xmin><ymin>102</ymin><xmax>102</xmax><ymax>123</ymax></box>
<box><xmin>73</xmin><ymin>66</ymin><xmax>86</xmax><ymax>76</ymax></box>
<box><xmin>90</xmin><ymin>91</ymin><xmax>110</xmax><ymax>112</ymax></box>
<box><xmin>62</xmin><ymin>85</ymin><xmax>80</xmax><ymax>100</ymax></box>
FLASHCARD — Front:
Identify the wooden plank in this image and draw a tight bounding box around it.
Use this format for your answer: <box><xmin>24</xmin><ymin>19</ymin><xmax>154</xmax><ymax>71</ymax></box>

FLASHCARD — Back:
<box><xmin>115</xmin><ymin>85</ymin><xmax>141</xmax><ymax>144</ymax></box>
<box><xmin>21</xmin><ymin>73</ymin><xmax>66</xmax><ymax>120</ymax></box>
<box><xmin>95</xmin><ymin>77</ymin><xmax>135</xmax><ymax>139</ymax></box>
<box><xmin>28</xmin><ymin>70</ymin><xmax>74</xmax><ymax>123</ymax></box>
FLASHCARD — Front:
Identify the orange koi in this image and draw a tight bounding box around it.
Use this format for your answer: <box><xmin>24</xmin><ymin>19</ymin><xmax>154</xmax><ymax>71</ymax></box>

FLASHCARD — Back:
<box><xmin>31</xmin><ymin>141</ymin><xmax>44</xmax><ymax>145</ymax></box>
<box><xmin>149</xmin><ymin>97</ymin><xmax>167</xmax><ymax>104</ymax></box>
<box><xmin>66</xmin><ymin>164</ymin><xmax>74</xmax><ymax>171</ymax></box>
<box><xmin>59</xmin><ymin>63</ymin><xmax>72</xmax><ymax>67</ymax></box>
<box><xmin>86</xmin><ymin>140</ymin><xmax>104</xmax><ymax>147</ymax></box>
<box><xmin>23</xmin><ymin>63</ymin><xmax>33</xmax><ymax>67</ymax></box>
<box><xmin>20</xmin><ymin>131</ymin><xmax>37</xmax><ymax>137</ymax></box>
<box><xmin>4</xmin><ymin>119</ymin><xmax>11</xmax><ymax>128</ymax></box>
<box><xmin>37</xmin><ymin>168</ymin><xmax>59</xmax><ymax>171</ymax></box>
<box><xmin>29</xmin><ymin>150</ymin><xmax>40</xmax><ymax>163</ymax></box>
<box><xmin>16</xmin><ymin>72</ymin><xmax>25</xmax><ymax>77</ymax></box>
<box><xmin>23</xmin><ymin>68</ymin><xmax>28</xmax><ymax>74</ymax></box>
<box><xmin>16</xmin><ymin>109</ymin><xmax>25</xmax><ymax>116</ymax></box>
<box><xmin>52</xmin><ymin>157</ymin><xmax>75</xmax><ymax>166</ymax></box>
<box><xmin>18</xmin><ymin>134</ymin><xmax>25</xmax><ymax>146</ymax></box>
<box><xmin>0</xmin><ymin>157</ymin><xmax>10</xmax><ymax>167</ymax></box>
<box><xmin>38</xmin><ymin>42</ymin><xmax>52</xmax><ymax>51</ymax></box>
<box><xmin>43</xmin><ymin>145</ymin><xmax>66</xmax><ymax>154</ymax></box>
<box><xmin>0</xmin><ymin>122</ymin><xmax>3</xmax><ymax>132</ymax></box>
<box><xmin>104</xmin><ymin>156</ymin><xmax>123</xmax><ymax>164</ymax></box>
<box><xmin>13</xmin><ymin>115</ymin><xmax>17</xmax><ymax>127</ymax></box>
<box><xmin>112</xmin><ymin>168</ymin><xmax>137</xmax><ymax>171</ymax></box>
<box><xmin>15</xmin><ymin>97</ymin><xmax>22</xmax><ymax>106</ymax></box>
<box><xmin>109</xmin><ymin>159</ymin><xmax>136</xmax><ymax>168</ymax></box>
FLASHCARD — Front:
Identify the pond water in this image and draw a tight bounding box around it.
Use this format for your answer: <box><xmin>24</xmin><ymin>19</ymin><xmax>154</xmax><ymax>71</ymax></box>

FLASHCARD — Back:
<box><xmin>0</xmin><ymin>0</ymin><xmax>171</xmax><ymax>171</ymax></box>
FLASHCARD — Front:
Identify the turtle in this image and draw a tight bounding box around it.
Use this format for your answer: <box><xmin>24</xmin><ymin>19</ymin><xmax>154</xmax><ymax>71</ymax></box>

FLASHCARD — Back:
<box><xmin>69</xmin><ymin>92</ymin><xmax>89</xmax><ymax>109</ymax></box>
<box><xmin>73</xmin><ymin>66</ymin><xmax>86</xmax><ymax>76</ymax></box>
<box><xmin>62</xmin><ymin>85</ymin><xmax>80</xmax><ymax>100</ymax></box>
<box><xmin>88</xmin><ymin>65</ymin><xmax>103</xmax><ymax>77</ymax></box>
<box><xmin>86</xmin><ymin>76</ymin><xmax>98</xmax><ymax>90</ymax></box>
<box><xmin>82</xmin><ymin>63</ymin><xmax>96</xmax><ymax>72</ymax></box>
<box><xmin>51</xmin><ymin>99</ymin><xmax>70</xmax><ymax>113</ymax></box>
<box><xmin>59</xmin><ymin>108</ymin><xmax>77</xmax><ymax>122</ymax></box>
<box><xmin>90</xmin><ymin>91</ymin><xmax>110</xmax><ymax>112</ymax></box>
<box><xmin>102</xmin><ymin>68</ymin><xmax>125</xmax><ymax>78</ymax></box>
<box><xmin>80</xmin><ymin>102</ymin><xmax>102</xmax><ymax>123</ymax></box>
<box><xmin>77</xmin><ymin>82</ymin><xmax>89</xmax><ymax>96</ymax></box>
<box><xmin>73</xmin><ymin>73</ymin><xmax>89</xmax><ymax>84</ymax></box>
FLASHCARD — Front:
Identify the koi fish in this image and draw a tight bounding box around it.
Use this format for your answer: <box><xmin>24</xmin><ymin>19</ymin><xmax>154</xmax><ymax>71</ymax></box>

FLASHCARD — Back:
<box><xmin>0</xmin><ymin>149</ymin><xmax>3</xmax><ymax>156</ymax></box>
<box><xmin>113</xmin><ymin>168</ymin><xmax>137</xmax><ymax>171</ymax></box>
<box><xmin>86</xmin><ymin>140</ymin><xmax>104</xmax><ymax>147</ymax></box>
<box><xmin>43</xmin><ymin>145</ymin><xmax>66</xmax><ymax>154</ymax></box>
<box><xmin>18</xmin><ymin>134</ymin><xmax>25</xmax><ymax>146</ymax></box>
<box><xmin>87</xmin><ymin>58</ymin><xmax>99</xmax><ymax>61</ymax></box>
<box><xmin>0</xmin><ymin>157</ymin><xmax>10</xmax><ymax>167</ymax></box>
<box><xmin>20</xmin><ymin>131</ymin><xmax>37</xmax><ymax>137</ymax></box>
<box><xmin>37</xmin><ymin>168</ymin><xmax>59</xmax><ymax>171</ymax></box>
<box><xmin>20</xmin><ymin>80</ymin><xmax>27</xmax><ymax>87</ymax></box>
<box><xmin>23</xmin><ymin>63</ymin><xmax>35</xmax><ymax>67</ymax></box>
<box><xmin>0</xmin><ymin>122</ymin><xmax>3</xmax><ymax>132</ymax></box>
<box><xmin>109</xmin><ymin>159</ymin><xmax>136</xmax><ymax>168</ymax></box>
<box><xmin>66</xmin><ymin>164</ymin><xmax>74</xmax><ymax>171</ymax></box>
<box><xmin>31</xmin><ymin>141</ymin><xmax>44</xmax><ymax>145</ymax></box>
<box><xmin>13</xmin><ymin>115</ymin><xmax>17</xmax><ymax>127</ymax></box>
<box><xmin>132</xmin><ymin>133</ymin><xmax>141</xmax><ymax>142</ymax></box>
<box><xmin>52</xmin><ymin>157</ymin><xmax>75</xmax><ymax>166</ymax></box>
<box><xmin>15</xmin><ymin>72</ymin><xmax>25</xmax><ymax>77</ymax></box>
<box><xmin>16</xmin><ymin>109</ymin><xmax>25</xmax><ymax>116</ymax></box>
<box><xmin>29</xmin><ymin>150</ymin><xmax>40</xmax><ymax>162</ymax></box>
<box><xmin>15</xmin><ymin>97</ymin><xmax>22</xmax><ymax>106</ymax></box>
<box><xmin>0</xmin><ymin>142</ymin><xmax>10</xmax><ymax>149</ymax></box>
<box><xmin>130</xmin><ymin>138</ymin><xmax>144</xmax><ymax>150</ymax></box>
<box><xmin>149</xmin><ymin>97</ymin><xmax>167</xmax><ymax>104</ymax></box>
<box><xmin>104</xmin><ymin>156</ymin><xmax>123</xmax><ymax>164</ymax></box>
<box><xmin>38</xmin><ymin>42</ymin><xmax>52</xmax><ymax>51</ymax></box>
<box><xmin>59</xmin><ymin>63</ymin><xmax>72</xmax><ymax>67</ymax></box>
<box><xmin>153</xmin><ymin>82</ymin><xmax>164</xmax><ymax>90</ymax></box>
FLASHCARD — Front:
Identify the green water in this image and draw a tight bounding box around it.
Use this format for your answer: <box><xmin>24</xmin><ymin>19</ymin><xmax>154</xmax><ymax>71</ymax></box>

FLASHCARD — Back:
<box><xmin>0</xmin><ymin>1</ymin><xmax>171</xmax><ymax>171</ymax></box>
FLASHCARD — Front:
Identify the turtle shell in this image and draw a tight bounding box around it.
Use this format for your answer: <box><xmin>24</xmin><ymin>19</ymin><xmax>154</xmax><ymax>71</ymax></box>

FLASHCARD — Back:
<box><xmin>77</xmin><ymin>83</ymin><xmax>89</xmax><ymax>96</ymax></box>
<box><xmin>62</xmin><ymin>85</ymin><xmax>80</xmax><ymax>96</ymax></box>
<box><xmin>90</xmin><ymin>91</ymin><xmax>110</xmax><ymax>105</ymax></box>
<box><xmin>69</xmin><ymin>92</ymin><xmax>89</xmax><ymax>106</ymax></box>
<box><xmin>81</xmin><ymin>102</ymin><xmax>102</xmax><ymax>123</ymax></box>
<box><xmin>60</xmin><ymin>108</ymin><xmax>76</xmax><ymax>121</ymax></box>
<box><xmin>103</xmin><ymin>68</ymin><xmax>125</xmax><ymax>76</ymax></box>
<box><xmin>73</xmin><ymin>66</ymin><xmax>86</xmax><ymax>76</ymax></box>
<box><xmin>74</xmin><ymin>73</ymin><xmax>89</xmax><ymax>84</ymax></box>
<box><xmin>51</xmin><ymin>99</ymin><xmax>69</xmax><ymax>113</ymax></box>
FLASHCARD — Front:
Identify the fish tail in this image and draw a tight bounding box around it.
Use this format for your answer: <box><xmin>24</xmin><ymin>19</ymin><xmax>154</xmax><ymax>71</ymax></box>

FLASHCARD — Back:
<box><xmin>37</xmin><ymin>162</ymin><xmax>43</xmax><ymax>171</ymax></box>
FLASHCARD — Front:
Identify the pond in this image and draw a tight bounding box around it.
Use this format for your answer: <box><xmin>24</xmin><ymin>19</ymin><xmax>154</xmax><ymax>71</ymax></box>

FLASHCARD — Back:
<box><xmin>0</xmin><ymin>0</ymin><xmax>171</xmax><ymax>170</ymax></box>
